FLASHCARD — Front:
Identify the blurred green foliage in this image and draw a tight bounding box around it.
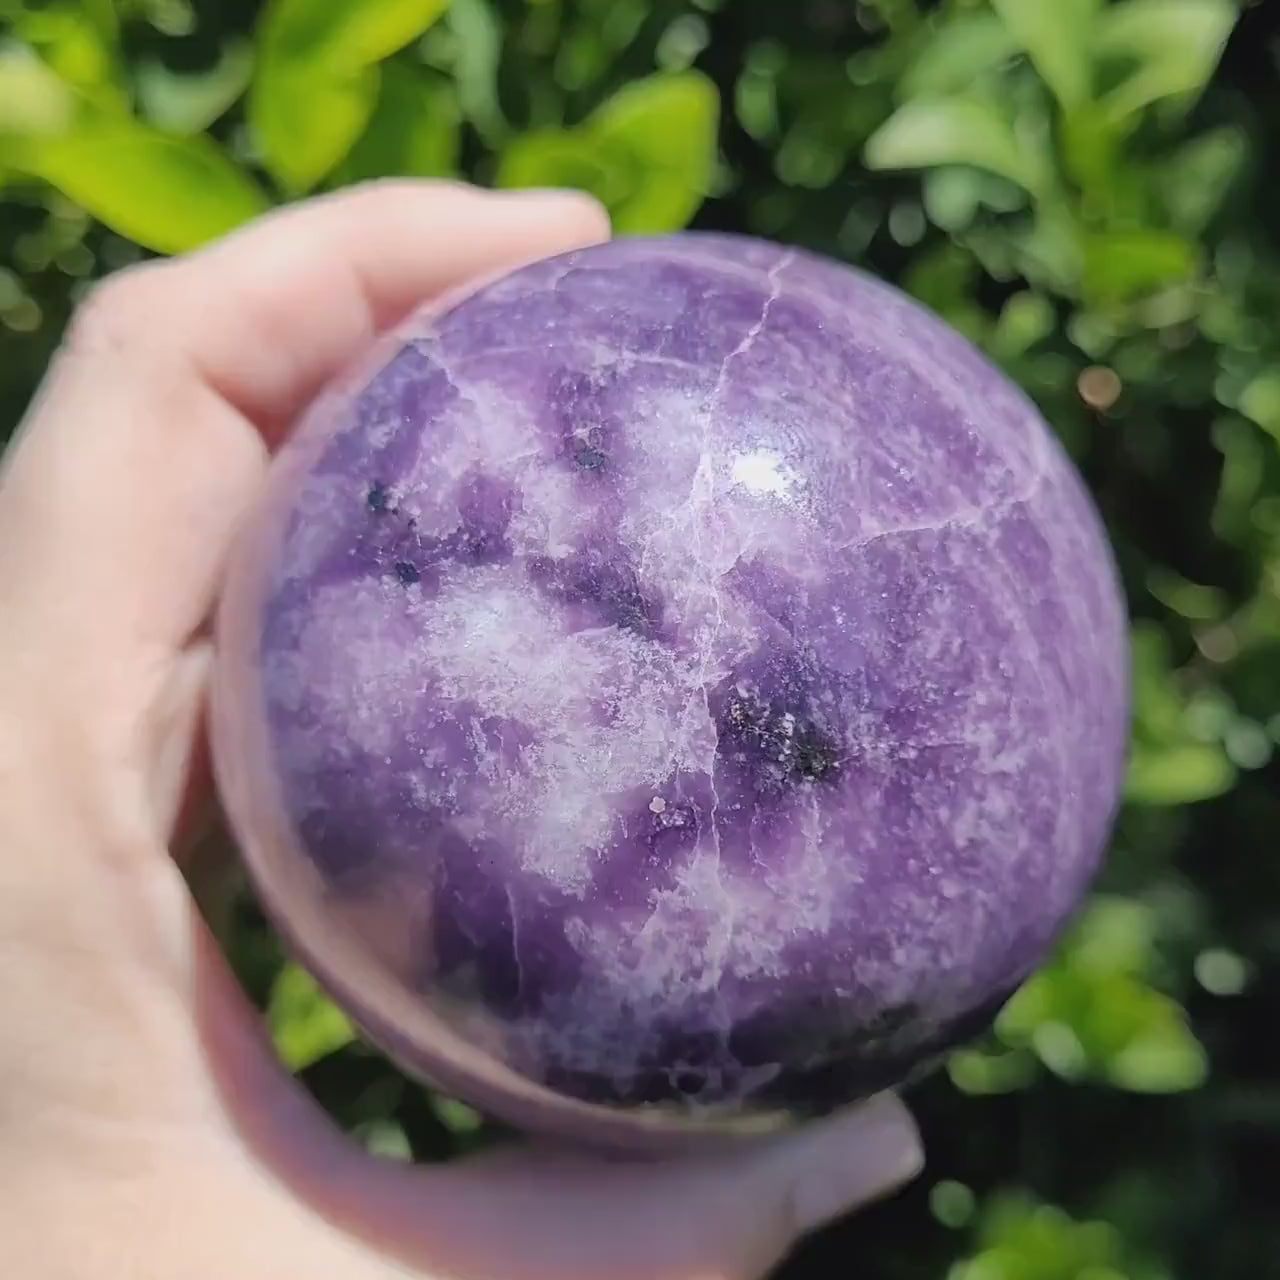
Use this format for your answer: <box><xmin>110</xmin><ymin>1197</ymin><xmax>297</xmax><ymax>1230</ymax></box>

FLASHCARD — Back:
<box><xmin>3</xmin><ymin>0</ymin><xmax>1279</xmax><ymax>1277</ymax></box>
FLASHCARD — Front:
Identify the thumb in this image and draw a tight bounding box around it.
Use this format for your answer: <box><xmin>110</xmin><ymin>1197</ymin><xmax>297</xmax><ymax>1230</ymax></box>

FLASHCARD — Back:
<box><xmin>327</xmin><ymin>1092</ymin><xmax>924</xmax><ymax>1280</ymax></box>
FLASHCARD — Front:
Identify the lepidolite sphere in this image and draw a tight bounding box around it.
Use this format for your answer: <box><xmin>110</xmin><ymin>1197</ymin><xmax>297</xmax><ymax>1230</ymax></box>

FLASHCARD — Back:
<box><xmin>213</xmin><ymin>232</ymin><xmax>1129</xmax><ymax>1143</ymax></box>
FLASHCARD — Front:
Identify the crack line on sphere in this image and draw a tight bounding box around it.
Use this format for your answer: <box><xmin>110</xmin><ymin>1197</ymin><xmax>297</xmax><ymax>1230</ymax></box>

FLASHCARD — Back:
<box><xmin>682</xmin><ymin>252</ymin><xmax>800</xmax><ymax>922</ymax></box>
<box><xmin>678</xmin><ymin>255</ymin><xmax>807</xmax><ymax>980</ymax></box>
<box><xmin>442</xmin><ymin>243</ymin><xmax>1047</xmax><ymax>470</ymax></box>
<box><xmin>702</xmin><ymin>640</ymin><xmax>726</xmax><ymax>921</ymax></box>
<box><xmin>840</xmin><ymin>461</ymin><xmax>1050</xmax><ymax>554</ymax></box>
<box><xmin>506</xmin><ymin>884</ymin><xmax>525</xmax><ymax>1003</ymax></box>
<box><xmin>540</xmin><ymin>258</ymin><xmax>582</xmax><ymax>299</ymax></box>
<box><xmin>970</xmin><ymin>503</ymin><xmax>1074</xmax><ymax>901</ymax></box>
<box><xmin>708</xmin><ymin>247</ymin><xmax>798</xmax><ymax>414</ymax></box>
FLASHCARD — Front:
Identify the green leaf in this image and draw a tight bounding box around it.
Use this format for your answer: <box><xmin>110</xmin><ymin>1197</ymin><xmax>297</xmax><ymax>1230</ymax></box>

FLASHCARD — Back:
<box><xmin>922</xmin><ymin>168</ymin><xmax>984</xmax><ymax>231</ymax></box>
<box><xmin>735</xmin><ymin>61</ymin><xmax>780</xmax><ymax>142</ymax></box>
<box><xmin>79</xmin><ymin>0</ymin><xmax>120</xmax><ymax>46</ymax></box>
<box><xmin>250</xmin><ymin>0</ymin><xmax>451</xmax><ymax>193</ymax></box>
<box><xmin>1146</xmin><ymin>567</ymin><xmax>1228</xmax><ymax>623</ymax></box>
<box><xmin>899</xmin><ymin>12</ymin><xmax>1020</xmax><ymax>99</ymax></box>
<box><xmin>249</xmin><ymin>62</ymin><xmax>380</xmax><ymax>194</ymax></box>
<box><xmin>355</xmin><ymin>1118</ymin><xmax>414</xmax><ymax>1160</ymax></box>
<box><xmin>1125</xmin><ymin>741</ymin><xmax>1236</xmax><ymax>806</ymax></box>
<box><xmin>1130</xmin><ymin>621</ymin><xmax>1186</xmax><ymax>738</ymax></box>
<box><xmin>500</xmin><ymin>72</ymin><xmax>718</xmax><ymax>233</ymax></box>
<box><xmin>990</xmin><ymin>290</ymin><xmax>1056</xmax><ymax>358</ymax></box>
<box><xmin>903</xmin><ymin>243</ymin><xmax>986</xmax><ymax>336</ymax></box>
<box><xmin>0</xmin><ymin>41</ymin><xmax>78</xmax><ymax>136</ymax></box>
<box><xmin>964</xmin><ymin>1197</ymin><xmax>1134</xmax><ymax>1275</ymax></box>
<box><xmin>989</xmin><ymin>914</ymin><xmax>1210</xmax><ymax>1098</ymax></box>
<box><xmin>1211</xmin><ymin>416</ymin><xmax>1269</xmax><ymax>545</ymax></box>
<box><xmin>1106</xmin><ymin>996</ymin><xmax>1209</xmax><ymax>1093</ymax></box>
<box><xmin>257</xmin><ymin>0</ymin><xmax>451</xmax><ymax>70</ymax></box>
<box><xmin>1015</xmin><ymin>205</ymin><xmax>1085</xmax><ymax>293</ymax></box>
<box><xmin>446</xmin><ymin>0</ymin><xmax>507</xmax><ymax>145</ymax></box>
<box><xmin>1059</xmin><ymin>102</ymin><xmax>1122</xmax><ymax>195</ymax></box>
<box><xmin>6</xmin><ymin>117</ymin><xmax>269</xmax><ymax>254</ymax></box>
<box><xmin>1081</xmin><ymin>229</ymin><xmax>1197</xmax><ymax>303</ymax></box>
<box><xmin>1238</xmin><ymin>371</ymin><xmax>1280</xmax><ymax>444</ymax></box>
<box><xmin>989</xmin><ymin>0</ymin><xmax>1097</xmax><ymax>110</ymax></box>
<box><xmin>336</xmin><ymin>63</ymin><xmax>460</xmax><ymax>183</ymax></box>
<box><xmin>1071</xmin><ymin>897</ymin><xmax>1158</xmax><ymax>978</ymax></box>
<box><xmin>430</xmin><ymin>1093</ymin><xmax>484</xmax><ymax>1134</ymax></box>
<box><xmin>1095</xmin><ymin>0</ymin><xmax>1237</xmax><ymax>123</ymax></box>
<box><xmin>268</xmin><ymin>962</ymin><xmax>357</xmax><ymax>1072</ymax></box>
<box><xmin>1161</xmin><ymin>126</ymin><xmax>1247</xmax><ymax>234</ymax></box>
<box><xmin>947</xmin><ymin>1046</ymin><xmax>1037</xmax><ymax>1095</ymax></box>
<box><xmin>587</xmin><ymin>70</ymin><xmax>720</xmax><ymax>233</ymax></box>
<box><xmin>496</xmin><ymin>128</ymin><xmax>632</xmax><ymax>205</ymax></box>
<box><xmin>135</xmin><ymin>42</ymin><xmax>254</xmax><ymax>135</ymax></box>
<box><xmin>13</xmin><ymin>2</ymin><xmax>126</xmax><ymax>108</ymax></box>
<box><xmin>865</xmin><ymin>96</ymin><xmax>1049</xmax><ymax>197</ymax></box>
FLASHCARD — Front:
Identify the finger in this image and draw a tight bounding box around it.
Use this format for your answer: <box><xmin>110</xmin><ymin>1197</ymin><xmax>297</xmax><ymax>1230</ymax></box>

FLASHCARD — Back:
<box><xmin>361</xmin><ymin>1094</ymin><xmax>925</xmax><ymax>1280</ymax></box>
<box><xmin>0</xmin><ymin>181</ymin><xmax>609</xmax><ymax>670</ymax></box>
<box><xmin>0</xmin><ymin>183</ymin><xmax>608</xmax><ymax>1051</ymax></box>
<box><xmin>199</xmin><ymin>957</ymin><xmax>921</xmax><ymax>1280</ymax></box>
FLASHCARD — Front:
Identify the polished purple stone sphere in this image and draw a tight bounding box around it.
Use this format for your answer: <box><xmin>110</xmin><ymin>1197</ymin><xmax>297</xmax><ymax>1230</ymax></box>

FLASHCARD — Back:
<box><xmin>213</xmin><ymin>232</ymin><xmax>1129</xmax><ymax>1145</ymax></box>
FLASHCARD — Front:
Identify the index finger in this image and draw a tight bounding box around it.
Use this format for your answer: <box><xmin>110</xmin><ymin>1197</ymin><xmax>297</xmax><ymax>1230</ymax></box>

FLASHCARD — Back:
<box><xmin>0</xmin><ymin>181</ymin><xmax>610</xmax><ymax>655</ymax></box>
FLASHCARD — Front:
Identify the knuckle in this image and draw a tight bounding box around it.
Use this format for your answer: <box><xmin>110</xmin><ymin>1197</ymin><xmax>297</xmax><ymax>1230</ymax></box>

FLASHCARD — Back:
<box><xmin>61</xmin><ymin>262</ymin><xmax>175</xmax><ymax>362</ymax></box>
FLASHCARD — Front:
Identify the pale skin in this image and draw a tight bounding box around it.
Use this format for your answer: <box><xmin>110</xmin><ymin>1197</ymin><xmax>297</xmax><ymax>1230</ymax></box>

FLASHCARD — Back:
<box><xmin>0</xmin><ymin>181</ymin><xmax>923</xmax><ymax>1280</ymax></box>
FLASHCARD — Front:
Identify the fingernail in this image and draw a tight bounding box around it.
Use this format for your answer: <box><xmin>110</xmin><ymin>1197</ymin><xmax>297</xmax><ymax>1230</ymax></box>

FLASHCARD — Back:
<box><xmin>787</xmin><ymin>1094</ymin><xmax>925</xmax><ymax>1234</ymax></box>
